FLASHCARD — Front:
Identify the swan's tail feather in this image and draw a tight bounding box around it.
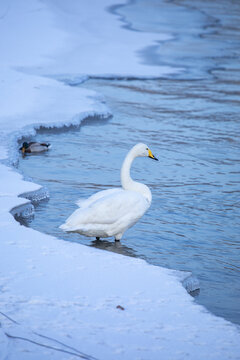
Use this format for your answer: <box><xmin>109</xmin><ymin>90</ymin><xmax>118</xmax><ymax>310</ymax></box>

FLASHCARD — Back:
<box><xmin>59</xmin><ymin>223</ymin><xmax>71</xmax><ymax>231</ymax></box>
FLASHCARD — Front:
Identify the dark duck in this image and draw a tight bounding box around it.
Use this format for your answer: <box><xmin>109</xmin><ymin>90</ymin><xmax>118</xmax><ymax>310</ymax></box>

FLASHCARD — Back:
<box><xmin>19</xmin><ymin>142</ymin><xmax>51</xmax><ymax>153</ymax></box>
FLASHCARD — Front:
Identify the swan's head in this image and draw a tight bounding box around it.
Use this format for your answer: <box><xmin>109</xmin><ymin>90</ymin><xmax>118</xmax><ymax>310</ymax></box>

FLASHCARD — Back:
<box><xmin>133</xmin><ymin>143</ymin><xmax>158</xmax><ymax>161</ymax></box>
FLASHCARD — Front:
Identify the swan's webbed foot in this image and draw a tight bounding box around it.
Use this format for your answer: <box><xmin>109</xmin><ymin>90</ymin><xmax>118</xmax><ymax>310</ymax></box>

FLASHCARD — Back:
<box><xmin>115</xmin><ymin>233</ymin><xmax>123</xmax><ymax>242</ymax></box>
<box><xmin>115</xmin><ymin>238</ymin><xmax>120</xmax><ymax>242</ymax></box>
<box><xmin>96</xmin><ymin>237</ymin><xmax>100</xmax><ymax>241</ymax></box>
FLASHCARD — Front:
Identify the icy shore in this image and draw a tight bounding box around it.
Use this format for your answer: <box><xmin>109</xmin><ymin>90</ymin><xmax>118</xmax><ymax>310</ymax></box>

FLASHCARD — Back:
<box><xmin>0</xmin><ymin>0</ymin><xmax>239</xmax><ymax>359</ymax></box>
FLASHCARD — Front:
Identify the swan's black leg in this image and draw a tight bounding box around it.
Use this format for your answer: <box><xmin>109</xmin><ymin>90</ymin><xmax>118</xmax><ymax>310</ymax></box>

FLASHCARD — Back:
<box><xmin>96</xmin><ymin>237</ymin><xmax>100</xmax><ymax>241</ymax></box>
<box><xmin>115</xmin><ymin>238</ymin><xmax>120</xmax><ymax>242</ymax></box>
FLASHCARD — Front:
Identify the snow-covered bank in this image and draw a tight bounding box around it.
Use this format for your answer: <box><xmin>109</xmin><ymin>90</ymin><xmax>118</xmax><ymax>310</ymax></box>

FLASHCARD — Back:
<box><xmin>1</xmin><ymin>220</ymin><xmax>240</xmax><ymax>360</ymax></box>
<box><xmin>17</xmin><ymin>0</ymin><xmax>179</xmax><ymax>79</ymax></box>
<box><xmin>0</xmin><ymin>0</ymin><xmax>240</xmax><ymax>359</ymax></box>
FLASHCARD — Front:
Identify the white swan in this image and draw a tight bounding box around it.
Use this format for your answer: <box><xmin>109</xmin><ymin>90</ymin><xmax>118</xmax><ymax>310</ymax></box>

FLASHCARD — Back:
<box><xmin>60</xmin><ymin>143</ymin><xmax>158</xmax><ymax>241</ymax></box>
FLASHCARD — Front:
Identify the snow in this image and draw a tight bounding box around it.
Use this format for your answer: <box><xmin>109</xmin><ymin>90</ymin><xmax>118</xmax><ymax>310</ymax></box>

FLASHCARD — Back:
<box><xmin>0</xmin><ymin>0</ymin><xmax>239</xmax><ymax>359</ymax></box>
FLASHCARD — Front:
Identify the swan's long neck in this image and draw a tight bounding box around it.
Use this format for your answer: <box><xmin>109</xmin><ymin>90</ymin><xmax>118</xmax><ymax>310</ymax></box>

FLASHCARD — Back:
<box><xmin>120</xmin><ymin>148</ymin><xmax>152</xmax><ymax>203</ymax></box>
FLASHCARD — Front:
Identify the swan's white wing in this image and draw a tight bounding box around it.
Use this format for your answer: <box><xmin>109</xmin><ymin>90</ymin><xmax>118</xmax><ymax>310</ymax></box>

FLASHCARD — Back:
<box><xmin>76</xmin><ymin>188</ymin><xmax>122</xmax><ymax>208</ymax></box>
<box><xmin>60</xmin><ymin>190</ymin><xmax>150</xmax><ymax>237</ymax></box>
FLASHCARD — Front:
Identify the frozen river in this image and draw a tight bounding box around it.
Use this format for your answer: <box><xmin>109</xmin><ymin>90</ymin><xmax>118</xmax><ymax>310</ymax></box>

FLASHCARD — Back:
<box><xmin>17</xmin><ymin>0</ymin><xmax>240</xmax><ymax>325</ymax></box>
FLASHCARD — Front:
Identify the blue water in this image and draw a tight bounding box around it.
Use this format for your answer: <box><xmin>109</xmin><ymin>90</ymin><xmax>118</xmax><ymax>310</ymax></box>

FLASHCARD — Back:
<box><xmin>16</xmin><ymin>0</ymin><xmax>240</xmax><ymax>325</ymax></box>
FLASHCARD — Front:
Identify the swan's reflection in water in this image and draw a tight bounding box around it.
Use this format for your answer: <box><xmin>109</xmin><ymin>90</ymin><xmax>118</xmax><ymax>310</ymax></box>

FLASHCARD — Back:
<box><xmin>90</xmin><ymin>239</ymin><xmax>137</xmax><ymax>258</ymax></box>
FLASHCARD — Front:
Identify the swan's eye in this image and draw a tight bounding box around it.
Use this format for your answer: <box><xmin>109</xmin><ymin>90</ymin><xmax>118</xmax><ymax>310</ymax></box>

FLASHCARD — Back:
<box><xmin>146</xmin><ymin>147</ymin><xmax>148</xmax><ymax>150</ymax></box>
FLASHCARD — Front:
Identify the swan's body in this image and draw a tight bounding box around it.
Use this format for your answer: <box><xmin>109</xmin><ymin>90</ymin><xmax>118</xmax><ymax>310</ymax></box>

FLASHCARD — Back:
<box><xmin>19</xmin><ymin>142</ymin><xmax>50</xmax><ymax>153</ymax></box>
<box><xmin>60</xmin><ymin>143</ymin><xmax>158</xmax><ymax>241</ymax></box>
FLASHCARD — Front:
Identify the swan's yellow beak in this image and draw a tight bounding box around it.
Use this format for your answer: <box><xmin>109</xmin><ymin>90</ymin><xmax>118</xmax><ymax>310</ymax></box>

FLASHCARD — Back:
<box><xmin>22</xmin><ymin>147</ymin><xmax>25</xmax><ymax>154</ymax></box>
<box><xmin>148</xmin><ymin>149</ymin><xmax>158</xmax><ymax>161</ymax></box>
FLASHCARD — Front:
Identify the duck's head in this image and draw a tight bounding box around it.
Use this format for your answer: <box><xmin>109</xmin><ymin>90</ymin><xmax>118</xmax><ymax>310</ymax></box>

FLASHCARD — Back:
<box><xmin>19</xmin><ymin>142</ymin><xmax>29</xmax><ymax>153</ymax></box>
<box><xmin>133</xmin><ymin>143</ymin><xmax>158</xmax><ymax>161</ymax></box>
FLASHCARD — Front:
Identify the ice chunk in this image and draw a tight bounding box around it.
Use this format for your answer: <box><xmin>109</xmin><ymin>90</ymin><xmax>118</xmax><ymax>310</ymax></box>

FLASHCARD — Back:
<box><xmin>11</xmin><ymin>202</ymin><xmax>34</xmax><ymax>219</ymax></box>
<box><xmin>20</xmin><ymin>186</ymin><xmax>50</xmax><ymax>203</ymax></box>
<box><xmin>182</xmin><ymin>274</ymin><xmax>200</xmax><ymax>295</ymax></box>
